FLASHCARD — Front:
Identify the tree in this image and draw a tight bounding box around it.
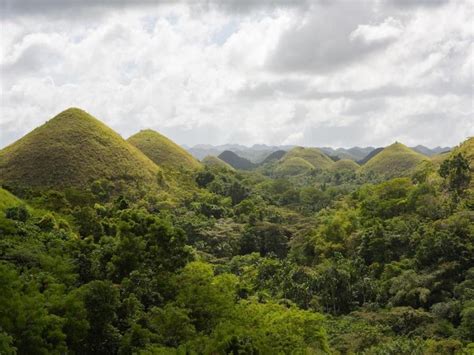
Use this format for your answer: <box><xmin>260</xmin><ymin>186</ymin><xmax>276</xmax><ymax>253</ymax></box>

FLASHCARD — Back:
<box><xmin>439</xmin><ymin>153</ymin><xmax>471</xmax><ymax>194</ymax></box>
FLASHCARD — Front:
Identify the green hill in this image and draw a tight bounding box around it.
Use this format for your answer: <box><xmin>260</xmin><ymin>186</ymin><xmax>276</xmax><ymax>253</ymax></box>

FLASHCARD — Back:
<box><xmin>0</xmin><ymin>108</ymin><xmax>161</xmax><ymax>190</ymax></box>
<box><xmin>331</xmin><ymin>159</ymin><xmax>360</xmax><ymax>172</ymax></box>
<box><xmin>282</xmin><ymin>147</ymin><xmax>334</xmax><ymax>170</ymax></box>
<box><xmin>360</xmin><ymin>142</ymin><xmax>427</xmax><ymax>178</ymax></box>
<box><xmin>261</xmin><ymin>150</ymin><xmax>287</xmax><ymax>164</ymax></box>
<box><xmin>201</xmin><ymin>156</ymin><xmax>235</xmax><ymax>171</ymax></box>
<box><xmin>128</xmin><ymin>129</ymin><xmax>201</xmax><ymax>171</ymax></box>
<box><xmin>275</xmin><ymin>157</ymin><xmax>315</xmax><ymax>176</ymax></box>
<box><xmin>218</xmin><ymin>151</ymin><xmax>256</xmax><ymax>170</ymax></box>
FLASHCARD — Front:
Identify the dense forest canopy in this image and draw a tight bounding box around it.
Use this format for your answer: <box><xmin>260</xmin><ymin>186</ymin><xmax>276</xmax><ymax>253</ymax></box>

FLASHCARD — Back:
<box><xmin>0</xmin><ymin>109</ymin><xmax>473</xmax><ymax>354</ymax></box>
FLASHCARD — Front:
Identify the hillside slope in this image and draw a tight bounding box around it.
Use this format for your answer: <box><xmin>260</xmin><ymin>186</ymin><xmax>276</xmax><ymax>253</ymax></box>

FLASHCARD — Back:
<box><xmin>282</xmin><ymin>147</ymin><xmax>334</xmax><ymax>171</ymax></box>
<box><xmin>218</xmin><ymin>151</ymin><xmax>256</xmax><ymax>170</ymax></box>
<box><xmin>331</xmin><ymin>159</ymin><xmax>360</xmax><ymax>172</ymax></box>
<box><xmin>360</xmin><ymin>142</ymin><xmax>427</xmax><ymax>178</ymax></box>
<box><xmin>0</xmin><ymin>108</ymin><xmax>160</xmax><ymax>190</ymax></box>
<box><xmin>201</xmin><ymin>156</ymin><xmax>235</xmax><ymax>171</ymax></box>
<box><xmin>128</xmin><ymin>129</ymin><xmax>201</xmax><ymax>171</ymax></box>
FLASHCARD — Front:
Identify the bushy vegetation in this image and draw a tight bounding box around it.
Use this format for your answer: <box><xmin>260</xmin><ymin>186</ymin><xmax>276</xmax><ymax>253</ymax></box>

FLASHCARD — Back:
<box><xmin>0</xmin><ymin>112</ymin><xmax>472</xmax><ymax>354</ymax></box>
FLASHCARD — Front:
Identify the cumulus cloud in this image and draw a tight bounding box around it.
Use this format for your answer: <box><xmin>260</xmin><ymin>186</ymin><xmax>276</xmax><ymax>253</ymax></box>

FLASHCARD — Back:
<box><xmin>0</xmin><ymin>0</ymin><xmax>472</xmax><ymax>149</ymax></box>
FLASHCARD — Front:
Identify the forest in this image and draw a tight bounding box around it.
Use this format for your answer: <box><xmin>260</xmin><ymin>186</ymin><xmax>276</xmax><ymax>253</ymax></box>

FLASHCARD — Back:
<box><xmin>0</xmin><ymin>108</ymin><xmax>473</xmax><ymax>354</ymax></box>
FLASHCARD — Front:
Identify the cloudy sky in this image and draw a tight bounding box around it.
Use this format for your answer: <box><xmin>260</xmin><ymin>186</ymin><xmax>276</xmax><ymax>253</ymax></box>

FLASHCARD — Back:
<box><xmin>0</xmin><ymin>0</ymin><xmax>472</xmax><ymax>149</ymax></box>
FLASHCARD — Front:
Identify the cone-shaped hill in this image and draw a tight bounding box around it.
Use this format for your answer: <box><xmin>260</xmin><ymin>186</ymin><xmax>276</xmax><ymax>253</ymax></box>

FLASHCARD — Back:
<box><xmin>218</xmin><ymin>151</ymin><xmax>256</xmax><ymax>170</ymax></box>
<box><xmin>331</xmin><ymin>159</ymin><xmax>360</xmax><ymax>172</ymax></box>
<box><xmin>269</xmin><ymin>147</ymin><xmax>334</xmax><ymax>177</ymax></box>
<box><xmin>282</xmin><ymin>147</ymin><xmax>334</xmax><ymax>170</ymax></box>
<box><xmin>360</xmin><ymin>142</ymin><xmax>427</xmax><ymax>178</ymax></box>
<box><xmin>201</xmin><ymin>156</ymin><xmax>235</xmax><ymax>171</ymax></box>
<box><xmin>128</xmin><ymin>129</ymin><xmax>201</xmax><ymax>171</ymax></box>
<box><xmin>0</xmin><ymin>108</ymin><xmax>161</xmax><ymax>190</ymax></box>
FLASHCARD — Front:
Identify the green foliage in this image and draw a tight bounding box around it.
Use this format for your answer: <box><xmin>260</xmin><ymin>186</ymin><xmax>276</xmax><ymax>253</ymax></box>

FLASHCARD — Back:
<box><xmin>439</xmin><ymin>153</ymin><xmax>471</xmax><ymax>194</ymax></box>
<box><xmin>0</xmin><ymin>120</ymin><xmax>472</xmax><ymax>353</ymax></box>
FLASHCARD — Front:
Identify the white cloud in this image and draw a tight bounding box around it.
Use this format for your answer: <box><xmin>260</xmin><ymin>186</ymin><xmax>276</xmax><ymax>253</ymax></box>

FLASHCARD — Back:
<box><xmin>0</xmin><ymin>0</ymin><xmax>472</xmax><ymax>149</ymax></box>
<box><xmin>350</xmin><ymin>17</ymin><xmax>403</xmax><ymax>44</ymax></box>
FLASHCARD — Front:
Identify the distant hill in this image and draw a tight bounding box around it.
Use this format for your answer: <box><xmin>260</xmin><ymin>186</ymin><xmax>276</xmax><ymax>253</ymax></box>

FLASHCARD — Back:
<box><xmin>0</xmin><ymin>108</ymin><xmax>160</xmax><ymax>190</ymax></box>
<box><xmin>282</xmin><ymin>147</ymin><xmax>334</xmax><ymax>171</ymax></box>
<box><xmin>411</xmin><ymin>145</ymin><xmax>451</xmax><ymax>157</ymax></box>
<box><xmin>128</xmin><ymin>129</ymin><xmax>201</xmax><ymax>171</ymax></box>
<box><xmin>261</xmin><ymin>150</ymin><xmax>287</xmax><ymax>164</ymax></box>
<box><xmin>275</xmin><ymin>157</ymin><xmax>315</xmax><ymax>176</ymax></box>
<box><xmin>320</xmin><ymin>147</ymin><xmax>375</xmax><ymax>161</ymax></box>
<box><xmin>201</xmin><ymin>155</ymin><xmax>235</xmax><ymax>171</ymax></box>
<box><xmin>358</xmin><ymin>147</ymin><xmax>384</xmax><ymax>165</ymax></box>
<box><xmin>218</xmin><ymin>151</ymin><xmax>256</xmax><ymax>170</ymax></box>
<box><xmin>331</xmin><ymin>159</ymin><xmax>360</xmax><ymax>172</ymax></box>
<box><xmin>188</xmin><ymin>144</ymin><xmax>293</xmax><ymax>163</ymax></box>
<box><xmin>360</xmin><ymin>142</ymin><xmax>428</xmax><ymax>178</ymax></box>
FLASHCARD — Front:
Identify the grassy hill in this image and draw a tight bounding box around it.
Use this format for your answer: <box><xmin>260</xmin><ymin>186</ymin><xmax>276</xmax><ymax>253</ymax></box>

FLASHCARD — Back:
<box><xmin>360</xmin><ymin>142</ymin><xmax>427</xmax><ymax>178</ymax></box>
<box><xmin>201</xmin><ymin>156</ymin><xmax>235</xmax><ymax>171</ymax></box>
<box><xmin>282</xmin><ymin>147</ymin><xmax>334</xmax><ymax>170</ymax></box>
<box><xmin>358</xmin><ymin>147</ymin><xmax>383</xmax><ymax>165</ymax></box>
<box><xmin>275</xmin><ymin>157</ymin><xmax>315</xmax><ymax>176</ymax></box>
<box><xmin>218</xmin><ymin>151</ymin><xmax>256</xmax><ymax>170</ymax></box>
<box><xmin>128</xmin><ymin>129</ymin><xmax>201</xmax><ymax>171</ymax></box>
<box><xmin>261</xmin><ymin>150</ymin><xmax>287</xmax><ymax>164</ymax></box>
<box><xmin>331</xmin><ymin>159</ymin><xmax>360</xmax><ymax>172</ymax></box>
<box><xmin>0</xmin><ymin>108</ymin><xmax>161</xmax><ymax>190</ymax></box>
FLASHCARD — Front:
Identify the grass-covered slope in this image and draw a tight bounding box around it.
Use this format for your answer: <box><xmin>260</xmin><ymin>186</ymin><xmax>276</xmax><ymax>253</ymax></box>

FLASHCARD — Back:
<box><xmin>275</xmin><ymin>157</ymin><xmax>314</xmax><ymax>176</ymax></box>
<box><xmin>0</xmin><ymin>108</ymin><xmax>160</xmax><ymax>189</ymax></box>
<box><xmin>201</xmin><ymin>155</ymin><xmax>235</xmax><ymax>171</ymax></box>
<box><xmin>331</xmin><ymin>159</ymin><xmax>360</xmax><ymax>172</ymax></box>
<box><xmin>128</xmin><ymin>129</ymin><xmax>201</xmax><ymax>171</ymax></box>
<box><xmin>0</xmin><ymin>188</ymin><xmax>23</xmax><ymax>212</ymax></box>
<box><xmin>218</xmin><ymin>151</ymin><xmax>256</xmax><ymax>170</ymax></box>
<box><xmin>261</xmin><ymin>150</ymin><xmax>287</xmax><ymax>164</ymax></box>
<box><xmin>360</xmin><ymin>142</ymin><xmax>427</xmax><ymax>178</ymax></box>
<box><xmin>358</xmin><ymin>147</ymin><xmax>383</xmax><ymax>165</ymax></box>
<box><xmin>282</xmin><ymin>147</ymin><xmax>334</xmax><ymax>171</ymax></box>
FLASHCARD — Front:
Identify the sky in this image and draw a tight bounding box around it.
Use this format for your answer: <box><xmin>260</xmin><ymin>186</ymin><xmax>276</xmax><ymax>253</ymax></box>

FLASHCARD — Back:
<box><xmin>0</xmin><ymin>0</ymin><xmax>472</xmax><ymax>149</ymax></box>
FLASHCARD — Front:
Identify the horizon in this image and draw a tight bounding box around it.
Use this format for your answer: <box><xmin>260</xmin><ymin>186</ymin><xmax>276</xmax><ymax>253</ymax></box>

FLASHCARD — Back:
<box><xmin>0</xmin><ymin>105</ymin><xmax>462</xmax><ymax>151</ymax></box>
<box><xmin>1</xmin><ymin>0</ymin><xmax>472</xmax><ymax>149</ymax></box>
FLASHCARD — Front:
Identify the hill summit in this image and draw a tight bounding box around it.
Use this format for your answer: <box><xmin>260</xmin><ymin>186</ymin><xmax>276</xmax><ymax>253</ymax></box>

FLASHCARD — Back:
<box><xmin>0</xmin><ymin>108</ymin><xmax>160</xmax><ymax>190</ymax></box>
<box><xmin>128</xmin><ymin>129</ymin><xmax>201</xmax><ymax>171</ymax></box>
<box><xmin>360</xmin><ymin>142</ymin><xmax>427</xmax><ymax>178</ymax></box>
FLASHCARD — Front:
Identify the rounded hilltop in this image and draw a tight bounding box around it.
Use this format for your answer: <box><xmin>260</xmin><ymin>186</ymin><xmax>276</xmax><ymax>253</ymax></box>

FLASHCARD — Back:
<box><xmin>0</xmin><ymin>108</ymin><xmax>161</xmax><ymax>190</ymax></box>
<box><xmin>128</xmin><ymin>129</ymin><xmax>202</xmax><ymax>171</ymax></box>
<box><xmin>360</xmin><ymin>142</ymin><xmax>428</xmax><ymax>178</ymax></box>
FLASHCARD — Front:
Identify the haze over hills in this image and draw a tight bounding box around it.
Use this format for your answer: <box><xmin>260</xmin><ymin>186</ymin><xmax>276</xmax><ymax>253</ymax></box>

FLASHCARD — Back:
<box><xmin>128</xmin><ymin>129</ymin><xmax>201</xmax><ymax>171</ymax></box>
<box><xmin>186</xmin><ymin>144</ymin><xmax>450</xmax><ymax>164</ymax></box>
<box><xmin>0</xmin><ymin>108</ymin><xmax>161</xmax><ymax>190</ymax></box>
